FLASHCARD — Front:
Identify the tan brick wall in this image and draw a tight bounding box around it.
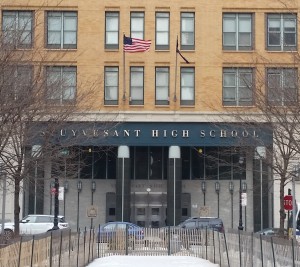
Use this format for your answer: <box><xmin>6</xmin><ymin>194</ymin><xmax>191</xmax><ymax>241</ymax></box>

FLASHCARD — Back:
<box><xmin>1</xmin><ymin>0</ymin><xmax>300</xmax><ymax>113</ymax></box>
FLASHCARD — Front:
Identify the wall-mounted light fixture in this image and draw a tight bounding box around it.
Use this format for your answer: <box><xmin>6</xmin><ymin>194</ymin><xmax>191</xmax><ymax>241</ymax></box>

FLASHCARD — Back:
<box><xmin>201</xmin><ymin>181</ymin><xmax>206</xmax><ymax>193</ymax></box>
<box><xmin>215</xmin><ymin>182</ymin><xmax>220</xmax><ymax>193</ymax></box>
<box><xmin>64</xmin><ymin>181</ymin><xmax>69</xmax><ymax>192</ymax></box>
<box><xmin>91</xmin><ymin>181</ymin><xmax>96</xmax><ymax>192</ymax></box>
<box><xmin>229</xmin><ymin>181</ymin><xmax>234</xmax><ymax>194</ymax></box>
<box><xmin>77</xmin><ymin>180</ymin><xmax>82</xmax><ymax>192</ymax></box>
<box><xmin>242</xmin><ymin>182</ymin><xmax>247</xmax><ymax>192</ymax></box>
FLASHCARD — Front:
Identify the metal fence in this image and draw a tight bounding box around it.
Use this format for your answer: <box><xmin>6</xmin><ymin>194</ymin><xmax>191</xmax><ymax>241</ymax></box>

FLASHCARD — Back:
<box><xmin>1</xmin><ymin>227</ymin><xmax>300</xmax><ymax>267</ymax></box>
<box><xmin>0</xmin><ymin>228</ymin><xmax>96</xmax><ymax>267</ymax></box>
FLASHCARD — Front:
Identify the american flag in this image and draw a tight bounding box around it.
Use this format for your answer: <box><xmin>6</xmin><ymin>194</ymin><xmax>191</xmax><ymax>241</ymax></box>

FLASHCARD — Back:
<box><xmin>123</xmin><ymin>35</ymin><xmax>151</xmax><ymax>53</ymax></box>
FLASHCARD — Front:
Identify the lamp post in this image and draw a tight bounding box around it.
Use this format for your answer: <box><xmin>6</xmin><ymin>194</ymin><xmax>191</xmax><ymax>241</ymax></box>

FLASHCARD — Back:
<box><xmin>50</xmin><ymin>181</ymin><xmax>55</xmax><ymax>215</ymax></box>
<box><xmin>77</xmin><ymin>180</ymin><xmax>82</xmax><ymax>232</ymax></box>
<box><xmin>202</xmin><ymin>181</ymin><xmax>206</xmax><ymax>206</ymax></box>
<box><xmin>91</xmin><ymin>180</ymin><xmax>96</xmax><ymax>228</ymax></box>
<box><xmin>63</xmin><ymin>181</ymin><xmax>69</xmax><ymax>217</ymax></box>
<box><xmin>146</xmin><ymin>187</ymin><xmax>151</xmax><ymax>227</ymax></box>
<box><xmin>32</xmin><ymin>145</ymin><xmax>42</xmax><ymax>214</ymax></box>
<box><xmin>229</xmin><ymin>181</ymin><xmax>234</xmax><ymax>228</ymax></box>
<box><xmin>52</xmin><ymin>178</ymin><xmax>59</xmax><ymax>230</ymax></box>
<box><xmin>215</xmin><ymin>182</ymin><xmax>220</xmax><ymax>217</ymax></box>
<box><xmin>238</xmin><ymin>156</ymin><xmax>244</xmax><ymax>231</ymax></box>
<box><xmin>242</xmin><ymin>182</ymin><xmax>247</xmax><ymax>230</ymax></box>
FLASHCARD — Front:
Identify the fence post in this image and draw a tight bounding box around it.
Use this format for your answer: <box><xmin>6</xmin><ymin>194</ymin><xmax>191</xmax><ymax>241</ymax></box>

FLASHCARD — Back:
<box><xmin>271</xmin><ymin>237</ymin><xmax>275</xmax><ymax>267</ymax></box>
<box><xmin>213</xmin><ymin>229</ymin><xmax>215</xmax><ymax>263</ymax></box>
<box><xmin>84</xmin><ymin>227</ymin><xmax>87</xmax><ymax>264</ymax></box>
<box><xmin>238</xmin><ymin>230</ymin><xmax>241</xmax><ymax>267</ymax></box>
<box><xmin>88</xmin><ymin>227</ymin><xmax>92</xmax><ymax>263</ymax></box>
<box><xmin>167</xmin><ymin>226</ymin><xmax>171</xmax><ymax>256</ymax></box>
<box><xmin>223</xmin><ymin>231</ymin><xmax>230</xmax><ymax>267</ymax></box>
<box><xmin>68</xmin><ymin>229</ymin><xmax>71</xmax><ymax>260</ymax></box>
<box><xmin>59</xmin><ymin>231</ymin><xmax>63</xmax><ymax>267</ymax></box>
<box><xmin>30</xmin><ymin>235</ymin><xmax>35</xmax><ymax>267</ymax></box>
<box><xmin>77</xmin><ymin>228</ymin><xmax>80</xmax><ymax>267</ymax></box>
<box><xmin>251</xmin><ymin>232</ymin><xmax>253</xmax><ymax>267</ymax></box>
<box><xmin>292</xmin><ymin>238</ymin><xmax>295</xmax><ymax>267</ymax></box>
<box><xmin>125</xmin><ymin>224</ymin><xmax>129</xmax><ymax>255</ymax></box>
<box><xmin>97</xmin><ymin>224</ymin><xmax>100</xmax><ymax>258</ymax></box>
<box><xmin>17</xmin><ymin>236</ymin><xmax>23</xmax><ymax>267</ymax></box>
<box><xmin>218</xmin><ymin>232</ymin><xmax>222</xmax><ymax>267</ymax></box>
<box><xmin>260</xmin><ymin>234</ymin><xmax>264</xmax><ymax>267</ymax></box>
<box><xmin>205</xmin><ymin>227</ymin><xmax>208</xmax><ymax>260</ymax></box>
<box><xmin>50</xmin><ymin>232</ymin><xmax>53</xmax><ymax>267</ymax></box>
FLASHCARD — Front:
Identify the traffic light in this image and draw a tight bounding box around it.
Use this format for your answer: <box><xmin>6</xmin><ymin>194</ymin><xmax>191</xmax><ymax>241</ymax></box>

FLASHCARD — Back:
<box><xmin>288</xmin><ymin>188</ymin><xmax>292</xmax><ymax>195</ymax></box>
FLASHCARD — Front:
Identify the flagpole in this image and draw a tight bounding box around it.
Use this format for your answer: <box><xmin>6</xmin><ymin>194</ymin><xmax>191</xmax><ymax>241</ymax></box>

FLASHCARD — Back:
<box><xmin>174</xmin><ymin>36</ymin><xmax>178</xmax><ymax>102</ymax></box>
<box><xmin>123</xmin><ymin>33</ymin><xmax>126</xmax><ymax>101</ymax></box>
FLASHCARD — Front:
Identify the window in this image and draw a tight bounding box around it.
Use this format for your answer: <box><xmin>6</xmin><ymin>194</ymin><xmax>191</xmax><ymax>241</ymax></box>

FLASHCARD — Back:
<box><xmin>155</xmin><ymin>67</ymin><xmax>169</xmax><ymax>105</ymax></box>
<box><xmin>2</xmin><ymin>66</ymin><xmax>32</xmax><ymax>100</ymax></box>
<box><xmin>130</xmin><ymin>67</ymin><xmax>144</xmax><ymax>105</ymax></box>
<box><xmin>104</xmin><ymin>67</ymin><xmax>118</xmax><ymax>105</ymax></box>
<box><xmin>105</xmin><ymin>12</ymin><xmax>119</xmax><ymax>49</ymax></box>
<box><xmin>223</xmin><ymin>13</ymin><xmax>253</xmax><ymax>51</ymax></box>
<box><xmin>223</xmin><ymin>68</ymin><xmax>253</xmax><ymax>106</ymax></box>
<box><xmin>155</xmin><ymin>12</ymin><xmax>169</xmax><ymax>50</ymax></box>
<box><xmin>180</xmin><ymin>67</ymin><xmax>194</xmax><ymax>105</ymax></box>
<box><xmin>46</xmin><ymin>66</ymin><xmax>76</xmax><ymax>104</ymax></box>
<box><xmin>46</xmin><ymin>12</ymin><xmax>77</xmax><ymax>49</ymax></box>
<box><xmin>131</xmin><ymin>12</ymin><xmax>144</xmax><ymax>39</ymax></box>
<box><xmin>267</xmin><ymin>68</ymin><xmax>298</xmax><ymax>106</ymax></box>
<box><xmin>181</xmin><ymin>12</ymin><xmax>195</xmax><ymax>50</ymax></box>
<box><xmin>267</xmin><ymin>14</ymin><xmax>297</xmax><ymax>51</ymax></box>
<box><xmin>2</xmin><ymin>11</ymin><xmax>33</xmax><ymax>48</ymax></box>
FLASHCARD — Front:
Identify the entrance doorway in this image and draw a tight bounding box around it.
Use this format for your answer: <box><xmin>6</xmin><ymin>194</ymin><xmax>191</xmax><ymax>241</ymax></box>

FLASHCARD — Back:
<box><xmin>131</xmin><ymin>192</ymin><xmax>167</xmax><ymax>228</ymax></box>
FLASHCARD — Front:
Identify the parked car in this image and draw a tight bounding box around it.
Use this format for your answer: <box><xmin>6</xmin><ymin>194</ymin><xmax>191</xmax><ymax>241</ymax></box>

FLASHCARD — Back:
<box><xmin>177</xmin><ymin>217</ymin><xmax>225</xmax><ymax>233</ymax></box>
<box><xmin>97</xmin><ymin>222</ymin><xmax>144</xmax><ymax>243</ymax></box>
<box><xmin>255</xmin><ymin>228</ymin><xmax>288</xmax><ymax>237</ymax></box>
<box><xmin>0</xmin><ymin>214</ymin><xmax>69</xmax><ymax>240</ymax></box>
<box><xmin>160</xmin><ymin>217</ymin><xmax>224</xmax><ymax>248</ymax></box>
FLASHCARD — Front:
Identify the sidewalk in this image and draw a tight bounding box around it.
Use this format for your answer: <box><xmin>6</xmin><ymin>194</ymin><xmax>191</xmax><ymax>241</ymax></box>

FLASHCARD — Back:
<box><xmin>86</xmin><ymin>255</ymin><xmax>219</xmax><ymax>267</ymax></box>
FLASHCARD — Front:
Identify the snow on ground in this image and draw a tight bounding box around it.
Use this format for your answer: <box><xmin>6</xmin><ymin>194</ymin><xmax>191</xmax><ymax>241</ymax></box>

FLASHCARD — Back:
<box><xmin>86</xmin><ymin>256</ymin><xmax>219</xmax><ymax>267</ymax></box>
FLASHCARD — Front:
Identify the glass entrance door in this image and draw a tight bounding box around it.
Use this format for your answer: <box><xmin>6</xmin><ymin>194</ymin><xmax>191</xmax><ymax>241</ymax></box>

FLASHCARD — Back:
<box><xmin>134</xmin><ymin>205</ymin><xmax>165</xmax><ymax>228</ymax></box>
<box><xmin>131</xmin><ymin>192</ymin><xmax>167</xmax><ymax>227</ymax></box>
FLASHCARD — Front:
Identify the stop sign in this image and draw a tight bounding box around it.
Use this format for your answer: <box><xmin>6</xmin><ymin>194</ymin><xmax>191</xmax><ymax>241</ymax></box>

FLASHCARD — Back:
<box><xmin>284</xmin><ymin>195</ymin><xmax>293</xmax><ymax>210</ymax></box>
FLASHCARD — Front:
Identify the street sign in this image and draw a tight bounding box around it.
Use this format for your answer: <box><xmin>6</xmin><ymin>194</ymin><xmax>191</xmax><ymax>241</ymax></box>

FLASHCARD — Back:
<box><xmin>284</xmin><ymin>195</ymin><xmax>293</xmax><ymax>210</ymax></box>
<box><xmin>241</xmin><ymin>193</ymin><xmax>247</xmax><ymax>206</ymax></box>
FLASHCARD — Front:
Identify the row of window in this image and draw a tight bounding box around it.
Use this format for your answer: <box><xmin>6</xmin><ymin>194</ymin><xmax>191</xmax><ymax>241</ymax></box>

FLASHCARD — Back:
<box><xmin>2</xmin><ymin>66</ymin><xmax>76</xmax><ymax>105</ymax></box>
<box><xmin>60</xmin><ymin>146</ymin><xmax>247</xmax><ymax>181</ymax></box>
<box><xmin>107</xmin><ymin>12</ymin><xmax>296</xmax><ymax>51</ymax></box>
<box><xmin>2</xmin><ymin>10</ymin><xmax>297</xmax><ymax>52</ymax></box>
<box><xmin>105</xmin><ymin>66</ymin><xmax>297</xmax><ymax>106</ymax></box>
<box><xmin>5</xmin><ymin>65</ymin><xmax>296</xmax><ymax>106</ymax></box>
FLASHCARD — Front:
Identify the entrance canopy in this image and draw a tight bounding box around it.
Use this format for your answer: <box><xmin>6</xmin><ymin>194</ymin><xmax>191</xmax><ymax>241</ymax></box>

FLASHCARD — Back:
<box><xmin>30</xmin><ymin>122</ymin><xmax>273</xmax><ymax>147</ymax></box>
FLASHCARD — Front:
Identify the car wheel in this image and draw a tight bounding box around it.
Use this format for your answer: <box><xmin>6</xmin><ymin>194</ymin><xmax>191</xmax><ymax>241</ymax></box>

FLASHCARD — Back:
<box><xmin>3</xmin><ymin>229</ymin><xmax>14</xmax><ymax>240</ymax></box>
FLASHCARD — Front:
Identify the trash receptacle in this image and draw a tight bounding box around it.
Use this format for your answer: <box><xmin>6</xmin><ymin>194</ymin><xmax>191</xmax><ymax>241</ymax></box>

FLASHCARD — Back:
<box><xmin>170</xmin><ymin>238</ymin><xmax>182</xmax><ymax>254</ymax></box>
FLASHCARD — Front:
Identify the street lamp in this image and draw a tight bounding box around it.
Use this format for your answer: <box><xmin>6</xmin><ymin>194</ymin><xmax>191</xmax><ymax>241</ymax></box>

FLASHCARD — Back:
<box><xmin>63</xmin><ymin>181</ymin><xmax>69</xmax><ymax>217</ymax></box>
<box><xmin>77</xmin><ymin>180</ymin><xmax>82</xmax><ymax>232</ymax></box>
<box><xmin>52</xmin><ymin>178</ymin><xmax>59</xmax><ymax>230</ymax></box>
<box><xmin>202</xmin><ymin>181</ymin><xmax>206</xmax><ymax>206</ymax></box>
<box><xmin>215</xmin><ymin>182</ymin><xmax>220</xmax><ymax>217</ymax></box>
<box><xmin>238</xmin><ymin>156</ymin><xmax>244</xmax><ymax>231</ymax></box>
<box><xmin>242</xmin><ymin>182</ymin><xmax>247</xmax><ymax>230</ymax></box>
<box><xmin>229</xmin><ymin>181</ymin><xmax>234</xmax><ymax>228</ymax></box>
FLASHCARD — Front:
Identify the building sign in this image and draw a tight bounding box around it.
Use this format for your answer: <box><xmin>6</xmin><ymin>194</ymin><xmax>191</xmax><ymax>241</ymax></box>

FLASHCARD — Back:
<box><xmin>30</xmin><ymin>122</ymin><xmax>273</xmax><ymax>147</ymax></box>
<box><xmin>87</xmin><ymin>206</ymin><xmax>98</xmax><ymax>218</ymax></box>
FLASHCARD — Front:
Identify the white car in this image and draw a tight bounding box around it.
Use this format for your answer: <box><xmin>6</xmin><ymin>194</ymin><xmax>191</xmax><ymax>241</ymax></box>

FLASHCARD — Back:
<box><xmin>0</xmin><ymin>214</ymin><xmax>69</xmax><ymax>240</ymax></box>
